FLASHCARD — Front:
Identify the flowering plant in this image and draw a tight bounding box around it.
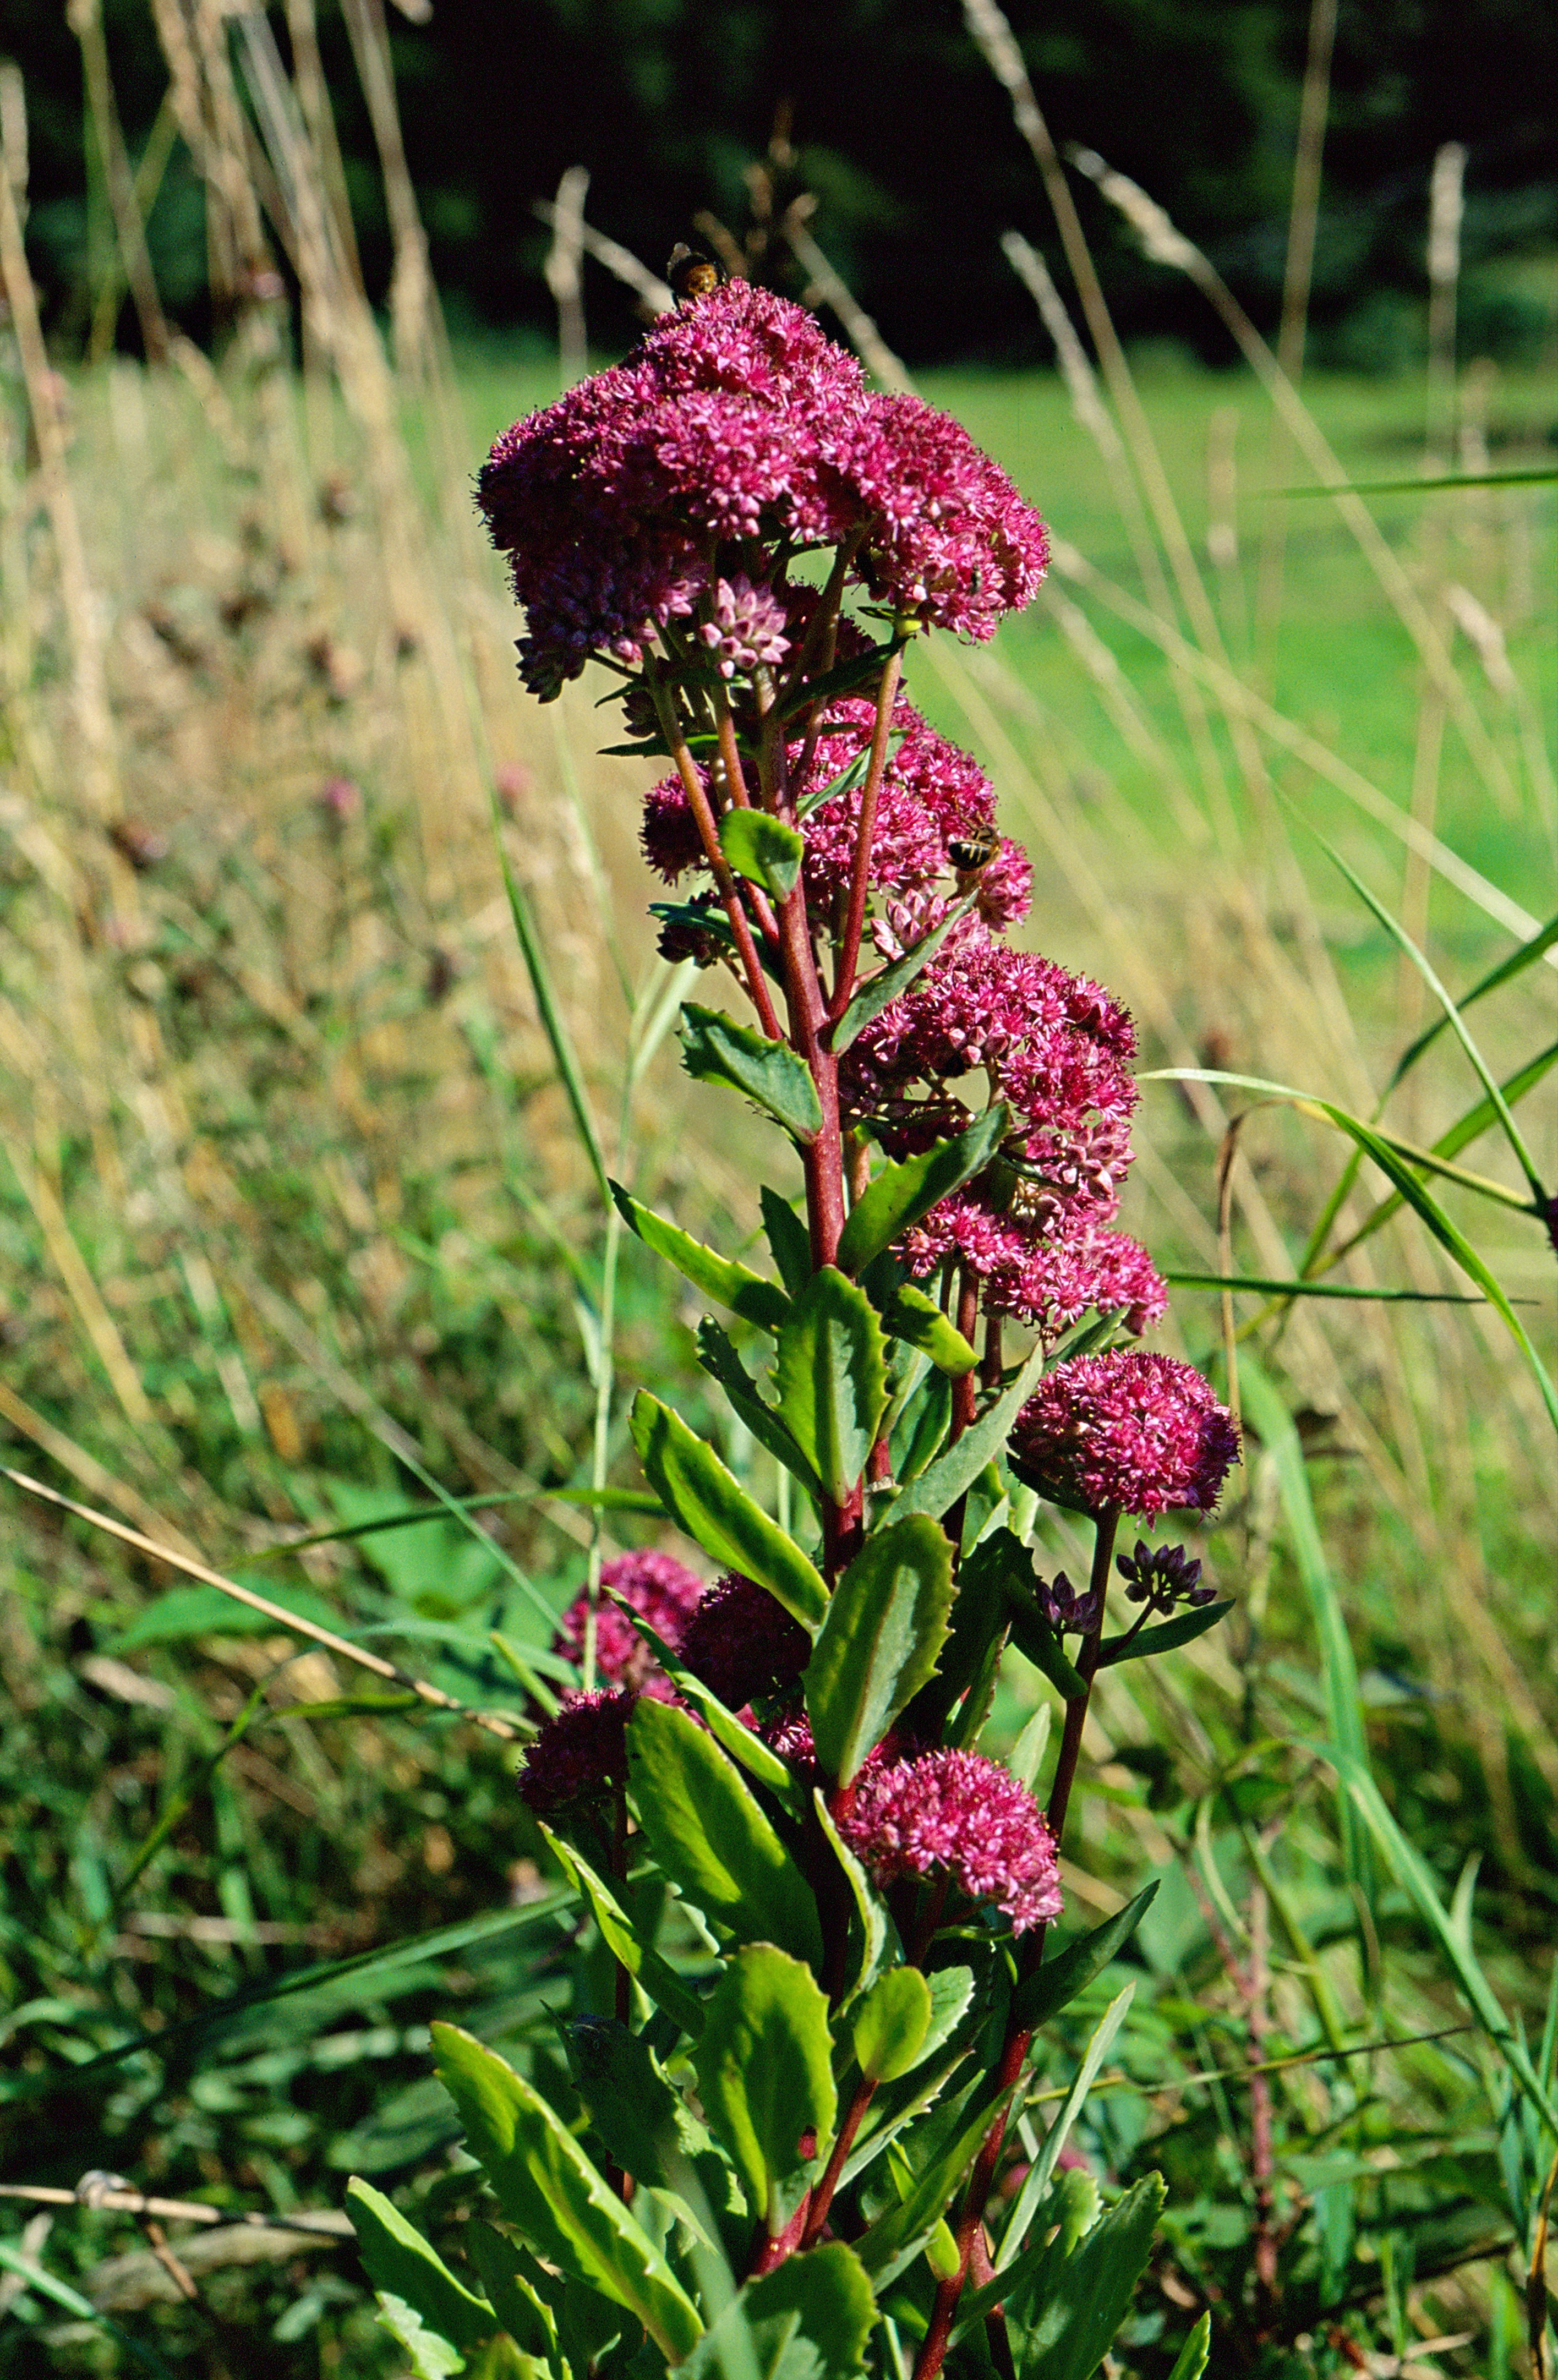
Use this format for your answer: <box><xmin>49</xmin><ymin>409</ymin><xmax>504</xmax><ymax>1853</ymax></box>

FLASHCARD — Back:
<box><xmin>347</xmin><ymin>280</ymin><xmax>1238</xmax><ymax>2380</ymax></box>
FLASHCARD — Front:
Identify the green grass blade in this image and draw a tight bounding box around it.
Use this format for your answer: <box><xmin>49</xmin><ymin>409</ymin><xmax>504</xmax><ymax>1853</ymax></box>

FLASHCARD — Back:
<box><xmin>1240</xmin><ymin>1361</ymin><xmax>1373</xmax><ymax>1904</ymax></box>
<box><xmin>1305</xmin><ymin>821</ymin><xmax>1546</xmax><ymax>1201</ymax></box>
<box><xmin>1275</xmin><ymin>466</ymin><xmax>1558</xmax><ymax>495</ymax></box>
<box><xmin>1324</xmin><ymin>1042</ymin><xmax>1558</xmax><ymax>1272</ymax></box>
<box><xmin>0</xmin><ymin>2242</ymin><xmax>173</xmax><ymax>2374</ymax></box>
<box><xmin>1388</xmin><ymin>915</ymin><xmax>1558</xmax><ymax>1092</ymax></box>
<box><xmin>1142</xmin><ymin>1069</ymin><xmax>1532</xmax><ymax>1212</ymax></box>
<box><xmin>1</xmin><ymin>1898</ymin><xmax>568</xmax><ymax>2105</ymax></box>
<box><xmin>1144</xmin><ymin>1070</ymin><xmax>1556</xmax><ymax>1427</ymax></box>
<box><xmin>494</xmin><ymin>801</ymin><xmax>610</xmax><ymax>1204</ymax></box>
<box><xmin>1164</xmin><ymin>1271</ymin><xmax>1494</xmax><ymax>1304</ymax></box>
<box><xmin>1326</xmin><ymin>1752</ymin><xmax>1558</xmax><ymax>2141</ymax></box>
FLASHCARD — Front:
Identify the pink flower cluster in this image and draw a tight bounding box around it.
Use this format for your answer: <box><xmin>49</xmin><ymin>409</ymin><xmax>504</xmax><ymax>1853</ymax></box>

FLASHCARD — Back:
<box><xmin>676</xmin><ymin>1572</ymin><xmax>811</xmax><ymax>1711</ymax></box>
<box><xmin>843</xmin><ymin>927</ymin><xmax>1167</xmax><ymax>1341</ymax></box>
<box><xmin>553</xmin><ymin>1548</ymin><xmax>704</xmax><ymax>1700</ymax></box>
<box><xmin>523</xmin><ymin>1562</ymin><xmax>813</xmax><ymax>1812</ymax></box>
<box><xmin>518</xmin><ymin>1688</ymin><xmax>633</xmax><ymax>1814</ymax></box>
<box><xmin>837</xmin><ymin>1748</ymin><xmax>1063</xmax><ymax>1934</ymax></box>
<box><xmin>641</xmin><ymin>690</ymin><xmax>1031</xmax><ymax>967</ymax></box>
<box><xmin>478</xmin><ymin>280</ymin><xmax>1047</xmax><ymax>697</ymax></box>
<box><xmin>1010</xmin><ymin>1350</ymin><xmax>1242</xmax><ymax>1519</ymax></box>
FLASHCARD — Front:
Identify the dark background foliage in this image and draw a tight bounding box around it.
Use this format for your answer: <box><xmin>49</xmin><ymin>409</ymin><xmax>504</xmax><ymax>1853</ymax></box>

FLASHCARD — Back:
<box><xmin>2</xmin><ymin>0</ymin><xmax>1555</xmax><ymax>365</ymax></box>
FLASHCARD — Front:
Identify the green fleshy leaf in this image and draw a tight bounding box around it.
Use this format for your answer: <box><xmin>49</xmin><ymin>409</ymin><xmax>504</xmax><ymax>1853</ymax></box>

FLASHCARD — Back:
<box><xmin>719</xmin><ymin>808</ymin><xmax>806</xmax><ymax>900</ymax></box>
<box><xmin>813</xmin><ymin>1788</ymin><xmax>892</xmax><ymax>2004</ymax></box>
<box><xmin>680</xmin><ymin>1005</ymin><xmax>824</xmax><ymax>1142</ymax></box>
<box><xmin>994</xmin><ymin>1987</ymin><xmax>1134</xmax><ymax>2274</ymax></box>
<box><xmin>830</xmin><ymin>891</ymin><xmax>982</xmax><ymax>1055</ymax></box>
<box><xmin>614</xmin><ymin>1184</ymin><xmax>790</xmax><ymax>1331</ymax></box>
<box><xmin>902</xmin><ymin>1525</ymin><xmax>1014</xmax><ymax>1742</ymax></box>
<box><xmin>834</xmin><ymin>1107</ymin><xmax>1009</xmax><ymax>1273</ymax></box>
<box><xmin>803</xmin><ymin>1516</ymin><xmax>954</xmax><ymax>1785</ymax></box>
<box><xmin>631</xmin><ymin>1392</ymin><xmax>828</xmax><ymax>1631</ymax></box>
<box><xmin>876</xmin><ymin>1280</ymin><xmax>978</xmax><ymax>1376</ymax></box>
<box><xmin>1012</xmin><ymin>1884</ymin><xmax>1160</xmax><ymax>2031</ymax></box>
<box><xmin>540</xmin><ymin>1829</ymin><xmax>706</xmax><ymax>2039</ymax></box>
<box><xmin>1165</xmin><ymin>2313</ymin><xmax>1213</xmax><ymax>2380</ymax></box>
<box><xmin>889</xmin><ymin>1365</ymin><xmax>952</xmax><ymax>1484</ymax></box>
<box><xmin>464</xmin><ymin>2227</ymin><xmax>559</xmax><ymax>2361</ymax></box>
<box><xmin>853</xmin><ymin>1968</ymin><xmax>933</xmax><ymax>2084</ymax></box>
<box><xmin>371</xmin><ymin>2297</ymin><xmax>468</xmax><ymax>2379</ymax></box>
<box><xmin>431</xmin><ymin>2023</ymin><xmax>704</xmax><ymax>2364</ymax></box>
<box><xmin>760</xmin><ymin>1186</ymin><xmax>813</xmax><ymax>1296</ymax></box>
<box><xmin>775</xmin><ymin>1267</ymin><xmax>890</xmax><ymax>1502</ymax></box>
<box><xmin>679</xmin><ymin>2242</ymin><xmax>876</xmax><ymax>2380</ymax></box>
<box><xmin>1003</xmin><ymin>2171</ymin><xmax>1165</xmax><ymax>2380</ymax></box>
<box><xmin>692</xmin><ymin>1945</ymin><xmax>837</xmax><ymax>2236</ymax></box>
<box><xmin>949</xmin><ymin>1525</ymin><xmax>1086</xmax><ymax>1702</ymax></box>
<box><xmin>346</xmin><ymin>2179</ymin><xmax>498</xmax><ymax>2355</ymax></box>
<box><xmin>628</xmin><ymin>1699</ymin><xmax>823</xmax><ymax>1967</ymax></box>
<box><xmin>856</xmin><ymin>2072</ymin><xmax>1013</xmax><ymax>2285</ymax></box>
<box><xmin>880</xmin><ymin>1343</ymin><xmax>1045</xmax><ymax>1525</ymax></box>
<box><xmin>1098</xmin><ymin>1600</ymin><xmax>1234</xmax><ymax>1666</ymax></box>
<box><xmin>566</xmin><ymin>2017</ymin><xmax>719</xmax><ymax>2201</ymax></box>
<box><xmin>598</xmin><ymin>1586</ymin><xmax>808</xmax><ymax>1820</ymax></box>
<box><xmin>696</xmin><ymin>1321</ymin><xmax>823</xmax><ymax>1496</ymax></box>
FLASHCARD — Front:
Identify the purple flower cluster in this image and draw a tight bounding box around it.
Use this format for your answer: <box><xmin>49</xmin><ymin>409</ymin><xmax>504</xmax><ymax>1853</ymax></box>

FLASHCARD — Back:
<box><xmin>676</xmin><ymin>1572</ymin><xmax>812</xmax><ymax>1711</ymax></box>
<box><xmin>844</xmin><ymin>926</ymin><xmax>1166</xmax><ymax>1342</ymax></box>
<box><xmin>837</xmin><ymin>1749</ymin><xmax>1063</xmax><ymax>1934</ymax></box>
<box><xmin>553</xmin><ymin>1548</ymin><xmax>704</xmax><ymax>1700</ymax></box>
<box><xmin>1010</xmin><ymin>1350</ymin><xmax>1241</xmax><ymax>1519</ymax></box>
<box><xmin>518</xmin><ymin>1688</ymin><xmax>633</xmax><ymax>1814</ymax></box>
<box><xmin>478</xmin><ymin>280</ymin><xmax>1046</xmax><ymax>699</ymax></box>
<box><xmin>640</xmin><ymin>691</ymin><xmax>1030</xmax><ymax>949</ymax></box>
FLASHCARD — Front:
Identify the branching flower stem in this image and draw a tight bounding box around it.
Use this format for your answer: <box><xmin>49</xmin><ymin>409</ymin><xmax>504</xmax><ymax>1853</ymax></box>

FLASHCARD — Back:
<box><xmin>648</xmin><ymin>661</ymin><xmax>783</xmax><ymax>1039</ymax></box>
<box><xmin>829</xmin><ymin>648</ymin><xmax>904</xmax><ymax>1019</ymax></box>
<box><xmin>911</xmin><ymin>1508</ymin><xmax>1119</xmax><ymax>2380</ymax></box>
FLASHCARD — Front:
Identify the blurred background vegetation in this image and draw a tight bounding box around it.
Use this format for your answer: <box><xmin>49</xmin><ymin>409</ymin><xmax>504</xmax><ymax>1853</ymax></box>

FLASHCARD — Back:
<box><xmin>3</xmin><ymin>0</ymin><xmax>1556</xmax><ymax>371</ymax></box>
<box><xmin>0</xmin><ymin>1</ymin><xmax>1552</xmax><ymax>2374</ymax></box>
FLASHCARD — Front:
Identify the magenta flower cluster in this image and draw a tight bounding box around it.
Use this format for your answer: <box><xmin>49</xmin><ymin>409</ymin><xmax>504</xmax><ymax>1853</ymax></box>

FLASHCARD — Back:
<box><xmin>554</xmin><ymin>1547</ymin><xmax>704</xmax><ymax>1699</ymax></box>
<box><xmin>837</xmin><ymin>1748</ymin><xmax>1063</xmax><ymax>1934</ymax></box>
<box><xmin>478</xmin><ymin>280</ymin><xmax>1047</xmax><ymax>699</ymax></box>
<box><xmin>1010</xmin><ymin>1350</ymin><xmax>1242</xmax><ymax>1519</ymax></box>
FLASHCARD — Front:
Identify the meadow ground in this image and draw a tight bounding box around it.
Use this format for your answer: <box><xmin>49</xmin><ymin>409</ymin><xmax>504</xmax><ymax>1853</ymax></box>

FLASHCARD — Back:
<box><xmin>1</xmin><ymin>323</ymin><xmax>1553</xmax><ymax>2374</ymax></box>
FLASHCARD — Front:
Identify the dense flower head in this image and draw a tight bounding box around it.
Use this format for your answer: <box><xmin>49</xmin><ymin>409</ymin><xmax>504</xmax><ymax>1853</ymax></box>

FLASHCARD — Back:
<box><xmin>677</xmin><ymin>1573</ymin><xmax>811</xmax><ymax>1711</ymax></box>
<box><xmin>635</xmin><ymin>278</ymin><xmax>869</xmax><ymax>413</ymax></box>
<box><xmin>1010</xmin><ymin>1350</ymin><xmax>1240</xmax><ymax>1519</ymax></box>
<box><xmin>837</xmin><ymin>1749</ymin><xmax>1063</xmax><ymax>1933</ymax></box>
<box><xmin>841</xmin><ymin>932</ymin><xmax>1137</xmax><ymax>1151</ymax></box>
<box><xmin>553</xmin><ymin>1549</ymin><xmax>704</xmax><ymax>1697</ymax></box>
<box><xmin>479</xmin><ymin>284</ymin><xmax>1047</xmax><ymax>697</ymax></box>
<box><xmin>826</xmin><ymin>394</ymin><xmax>1049</xmax><ymax>638</ymax></box>
<box><xmin>639</xmin><ymin>690</ymin><xmax>1024</xmax><ymax>927</ymax></box>
<box><xmin>518</xmin><ymin>1689</ymin><xmax>634</xmax><ymax>1813</ymax></box>
<box><xmin>987</xmin><ymin>1222</ymin><xmax>1168</xmax><ymax>1341</ymax></box>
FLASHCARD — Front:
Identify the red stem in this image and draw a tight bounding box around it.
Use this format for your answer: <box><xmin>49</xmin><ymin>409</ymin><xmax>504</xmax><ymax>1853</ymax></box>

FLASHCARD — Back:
<box><xmin>911</xmin><ymin>1511</ymin><xmax>1118</xmax><ymax>2380</ymax></box>
<box><xmin>828</xmin><ymin>648</ymin><xmax>903</xmax><ymax>1020</ymax></box>
<box><xmin>798</xmin><ymin>2077</ymin><xmax>877</xmax><ymax>2250</ymax></box>
<box><xmin>652</xmin><ymin>676</ymin><xmax>783</xmax><ymax>1040</ymax></box>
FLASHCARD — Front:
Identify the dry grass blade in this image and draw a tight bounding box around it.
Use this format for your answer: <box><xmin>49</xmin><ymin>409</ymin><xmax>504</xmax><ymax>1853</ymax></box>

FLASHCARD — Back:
<box><xmin>1</xmin><ymin>1467</ymin><xmax>521</xmax><ymax>1739</ymax></box>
